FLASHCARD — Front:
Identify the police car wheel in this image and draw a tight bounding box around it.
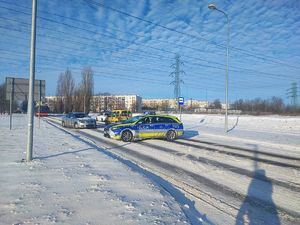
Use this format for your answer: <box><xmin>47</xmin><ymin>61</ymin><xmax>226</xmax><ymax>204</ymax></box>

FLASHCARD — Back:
<box><xmin>166</xmin><ymin>130</ymin><xmax>176</xmax><ymax>141</ymax></box>
<box><xmin>121</xmin><ymin>130</ymin><xmax>133</xmax><ymax>142</ymax></box>
<box><xmin>74</xmin><ymin>123</ymin><xmax>79</xmax><ymax>129</ymax></box>
<box><xmin>62</xmin><ymin>121</ymin><xmax>65</xmax><ymax>127</ymax></box>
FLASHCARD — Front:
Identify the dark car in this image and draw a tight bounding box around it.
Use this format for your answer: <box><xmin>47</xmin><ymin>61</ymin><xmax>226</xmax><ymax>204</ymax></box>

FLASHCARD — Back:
<box><xmin>104</xmin><ymin>115</ymin><xmax>184</xmax><ymax>142</ymax></box>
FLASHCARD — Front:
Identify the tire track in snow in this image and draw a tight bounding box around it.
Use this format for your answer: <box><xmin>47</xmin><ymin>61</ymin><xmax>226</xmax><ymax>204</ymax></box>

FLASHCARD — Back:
<box><xmin>173</xmin><ymin>140</ymin><xmax>300</xmax><ymax>169</ymax></box>
<box><xmin>180</xmin><ymin>138</ymin><xmax>300</xmax><ymax>161</ymax></box>
<box><xmin>93</xmin><ymin>128</ymin><xmax>300</xmax><ymax>169</ymax></box>
<box><xmin>76</xmin><ymin>129</ymin><xmax>300</xmax><ymax>223</ymax></box>
<box><xmin>136</xmin><ymin>141</ymin><xmax>300</xmax><ymax>192</ymax></box>
<box><xmin>46</xmin><ymin>118</ymin><xmax>300</xmax><ymax>224</ymax></box>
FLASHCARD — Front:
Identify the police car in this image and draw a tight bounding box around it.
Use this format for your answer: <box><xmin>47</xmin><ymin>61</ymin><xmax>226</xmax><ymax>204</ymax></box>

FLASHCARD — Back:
<box><xmin>104</xmin><ymin>115</ymin><xmax>184</xmax><ymax>142</ymax></box>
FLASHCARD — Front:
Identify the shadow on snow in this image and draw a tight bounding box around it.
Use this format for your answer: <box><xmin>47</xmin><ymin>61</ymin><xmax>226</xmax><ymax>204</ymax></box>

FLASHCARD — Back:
<box><xmin>235</xmin><ymin>145</ymin><xmax>280</xmax><ymax>225</ymax></box>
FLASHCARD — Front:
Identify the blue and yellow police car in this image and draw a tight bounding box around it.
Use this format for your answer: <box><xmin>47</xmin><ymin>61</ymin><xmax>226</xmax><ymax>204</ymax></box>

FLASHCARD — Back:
<box><xmin>104</xmin><ymin>115</ymin><xmax>184</xmax><ymax>142</ymax></box>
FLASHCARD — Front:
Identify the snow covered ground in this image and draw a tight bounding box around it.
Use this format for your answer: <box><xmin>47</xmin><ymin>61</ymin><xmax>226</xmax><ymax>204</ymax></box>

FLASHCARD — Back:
<box><xmin>171</xmin><ymin>113</ymin><xmax>300</xmax><ymax>150</ymax></box>
<box><xmin>0</xmin><ymin>114</ymin><xmax>189</xmax><ymax>225</ymax></box>
<box><xmin>1</xmin><ymin>113</ymin><xmax>300</xmax><ymax>225</ymax></box>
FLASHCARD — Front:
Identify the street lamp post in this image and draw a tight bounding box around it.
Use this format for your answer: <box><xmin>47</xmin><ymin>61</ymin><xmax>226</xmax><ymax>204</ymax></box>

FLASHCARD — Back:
<box><xmin>208</xmin><ymin>3</ymin><xmax>230</xmax><ymax>133</ymax></box>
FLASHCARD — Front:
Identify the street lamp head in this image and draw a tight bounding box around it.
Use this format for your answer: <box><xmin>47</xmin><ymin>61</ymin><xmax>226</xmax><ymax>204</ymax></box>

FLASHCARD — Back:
<box><xmin>208</xmin><ymin>3</ymin><xmax>217</xmax><ymax>10</ymax></box>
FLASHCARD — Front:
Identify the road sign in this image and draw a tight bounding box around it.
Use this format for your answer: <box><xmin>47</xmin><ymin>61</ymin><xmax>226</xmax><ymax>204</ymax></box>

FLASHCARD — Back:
<box><xmin>5</xmin><ymin>77</ymin><xmax>45</xmax><ymax>101</ymax></box>
<box><xmin>178</xmin><ymin>97</ymin><xmax>184</xmax><ymax>106</ymax></box>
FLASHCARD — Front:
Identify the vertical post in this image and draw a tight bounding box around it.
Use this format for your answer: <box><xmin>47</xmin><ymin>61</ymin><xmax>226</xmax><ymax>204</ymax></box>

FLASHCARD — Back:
<box><xmin>26</xmin><ymin>0</ymin><xmax>37</xmax><ymax>162</ymax></box>
<box><xmin>9</xmin><ymin>78</ymin><xmax>15</xmax><ymax>130</ymax></box>
<box><xmin>208</xmin><ymin>4</ymin><xmax>230</xmax><ymax>133</ymax></box>
<box><xmin>84</xmin><ymin>95</ymin><xmax>86</xmax><ymax>113</ymax></box>
<box><xmin>225</xmin><ymin>14</ymin><xmax>229</xmax><ymax>133</ymax></box>
<box><xmin>205</xmin><ymin>88</ymin><xmax>208</xmax><ymax>113</ymax></box>
<box><xmin>38</xmin><ymin>80</ymin><xmax>41</xmax><ymax>128</ymax></box>
<box><xmin>180</xmin><ymin>105</ymin><xmax>182</xmax><ymax>121</ymax></box>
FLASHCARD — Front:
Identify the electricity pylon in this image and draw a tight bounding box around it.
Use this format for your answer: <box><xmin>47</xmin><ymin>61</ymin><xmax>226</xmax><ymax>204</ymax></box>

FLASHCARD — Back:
<box><xmin>170</xmin><ymin>54</ymin><xmax>185</xmax><ymax>107</ymax></box>
<box><xmin>286</xmin><ymin>82</ymin><xmax>298</xmax><ymax>106</ymax></box>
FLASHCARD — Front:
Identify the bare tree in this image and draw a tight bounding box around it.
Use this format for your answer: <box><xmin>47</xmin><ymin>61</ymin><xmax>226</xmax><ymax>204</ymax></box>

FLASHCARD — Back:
<box><xmin>56</xmin><ymin>68</ymin><xmax>75</xmax><ymax>113</ymax></box>
<box><xmin>212</xmin><ymin>99</ymin><xmax>222</xmax><ymax>109</ymax></box>
<box><xmin>73</xmin><ymin>86</ymin><xmax>83</xmax><ymax>112</ymax></box>
<box><xmin>80</xmin><ymin>67</ymin><xmax>94</xmax><ymax>113</ymax></box>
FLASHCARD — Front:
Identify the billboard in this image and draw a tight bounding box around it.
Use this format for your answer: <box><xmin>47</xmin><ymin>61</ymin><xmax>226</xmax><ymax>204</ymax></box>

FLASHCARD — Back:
<box><xmin>5</xmin><ymin>77</ymin><xmax>45</xmax><ymax>101</ymax></box>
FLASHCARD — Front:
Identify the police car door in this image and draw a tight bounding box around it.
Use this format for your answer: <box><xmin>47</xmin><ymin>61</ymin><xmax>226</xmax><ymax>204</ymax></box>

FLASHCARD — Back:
<box><xmin>153</xmin><ymin>116</ymin><xmax>167</xmax><ymax>137</ymax></box>
<box><xmin>137</xmin><ymin>117</ymin><xmax>154</xmax><ymax>138</ymax></box>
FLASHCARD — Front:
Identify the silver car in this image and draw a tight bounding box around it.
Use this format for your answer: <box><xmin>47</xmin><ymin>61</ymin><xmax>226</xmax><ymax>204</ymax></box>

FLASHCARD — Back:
<box><xmin>62</xmin><ymin>112</ymin><xmax>96</xmax><ymax>129</ymax></box>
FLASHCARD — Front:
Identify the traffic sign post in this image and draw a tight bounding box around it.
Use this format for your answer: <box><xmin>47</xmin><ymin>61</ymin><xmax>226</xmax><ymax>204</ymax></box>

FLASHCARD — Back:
<box><xmin>178</xmin><ymin>97</ymin><xmax>184</xmax><ymax>121</ymax></box>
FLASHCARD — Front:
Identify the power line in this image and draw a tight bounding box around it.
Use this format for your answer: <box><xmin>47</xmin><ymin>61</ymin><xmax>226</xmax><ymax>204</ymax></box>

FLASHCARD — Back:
<box><xmin>2</xmin><ymin>0</ymin><xmax>297</xmax><ymax>72</ymax></box>
<box><xmin>1</xmin><ymin>15</ymin><xmax>298</xmax><ymax>83</ymax></box>
<box><xmin>0</xmin><ymin>36</ymin><xmax>294</xmax><ymax>92</ymax></box>
<box><xmin>0</xmin><ymin>24</ymin><xmax>296</xmax><ymax>96</ymax></box>
<box><xmin>83</xmin><ymin>0</ymin><xmax>300</xmax><ymax>70</ymax></box>
<box><xmin>0</xmin><ymin>3</ymin><xmax>298</xmax><ymax>77</ymax></box>
<box><xmin>0</xmin><ymin>8</ymin><xmax>294</xmax><ymax>96</ymax></box>
<box><xmin>0</xmin><ymin>0</ymin><xmax>227</xmax><ymax>58</ymax></box>
<box><xmin>1</xmin><ymin>2</ymin><xmax>299</xmax><ymax>75</ymax></box>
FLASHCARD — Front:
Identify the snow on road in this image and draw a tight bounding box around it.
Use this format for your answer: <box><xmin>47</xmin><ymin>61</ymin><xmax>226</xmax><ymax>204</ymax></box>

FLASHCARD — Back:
<box><xmin>0</xmin><ymin>114</ymin><xmax>189</xmax><ymax>225</ymax></box>
<box><xmin>1</xmin><ymin>113</ymin><xmax>300</xmax><ymax>225</ymax></box>
<box><xmin>88</xmin><ymin>113</ymin><xmax>300</xmax><ymax>225</ymax></box>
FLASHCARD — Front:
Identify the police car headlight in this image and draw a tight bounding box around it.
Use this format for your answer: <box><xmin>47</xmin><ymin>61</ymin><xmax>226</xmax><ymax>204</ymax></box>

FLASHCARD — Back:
<box><xmin>111</xmin><ymin>127</ymin><xmax>118</xmax><ymax>132</ymax></box>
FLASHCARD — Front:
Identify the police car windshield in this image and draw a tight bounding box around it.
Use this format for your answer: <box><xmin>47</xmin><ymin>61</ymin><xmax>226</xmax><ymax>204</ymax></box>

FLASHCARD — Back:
<box><xmin>124</xmin><ymin>116</ymin><xmax>143</xmax><ymax>123</ymax></box>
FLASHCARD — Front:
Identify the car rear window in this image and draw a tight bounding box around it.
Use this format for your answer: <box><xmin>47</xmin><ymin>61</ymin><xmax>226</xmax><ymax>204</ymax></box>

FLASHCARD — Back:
<box><xmin>154</xmin><ymin>116</ymin><xmax>177</xmax><ymax>123</ymax></box>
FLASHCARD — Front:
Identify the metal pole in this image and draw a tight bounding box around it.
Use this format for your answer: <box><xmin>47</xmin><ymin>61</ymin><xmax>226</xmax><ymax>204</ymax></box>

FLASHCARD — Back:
<box><xmin>38</xmin><ymin>80</ymin><xmax>41</xmax><ymax>128</ymax></box>
<box><xmin>225</xmin><ymin>14</ymin><xmax>229</xmax><ymax>133</ymax></box>
<box><xmin>180</xmin><ymin>105</ymin><xmax>182</xmax><ymax>121</ymax></box>
<box><xmin>26</xmin><ymin>0</ymin><xmax>37</xmax><ymax>162</ymax></box>
<box><xmin>9</xmin><ymin>78</ymin><xmax>14</xmax><ymax>130</ymax></box>
<box><xmin>84</xmin><ymin>95</ymin><xmax>86</xmax><ymax>113</ymax></box>
<box><xmin>213</xmin><ymin>8</ymin><xmax>229</xmax><ymax>133</ymax></box>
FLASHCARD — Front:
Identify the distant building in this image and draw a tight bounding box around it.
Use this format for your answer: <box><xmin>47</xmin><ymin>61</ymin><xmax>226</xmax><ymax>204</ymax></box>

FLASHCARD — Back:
<box><xmin>45</xmin><ymin>95</ymin><xmax>142</xmax><ymax>113</ymax></box>
<box><xmin>142</xmin><ymin>98</ymin><xmax>209</xmax><ymax>110</ymax></box>
<box><xmin>142</xmin><ymin>99</ymin><xmax>177</xmax><ymax>110</ymax></box>
<box><xmin>45</xmin><ymin>96</ymin><xmax>64</xmax><ymax>112</ymax></box>
<box><xmin>91</xmin><ymin>95</ymin><xmax>142</xmax><ymax>112</ymax></box>
<box><xmin>185</xmin><ymin>99</ymin><xmax>209</xmax><ymax>109</ymax></box>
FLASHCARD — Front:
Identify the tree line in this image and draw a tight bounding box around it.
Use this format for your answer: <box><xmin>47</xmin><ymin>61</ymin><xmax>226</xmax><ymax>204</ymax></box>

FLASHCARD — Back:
<box><xmin>206</xmin><ymin>97</ymin><xmax>299</xmax><ymax>115</ymax></box>
<box><xmin>231</xmin><ymin>97</ymin><xmax>300</xmax><ymax>115</ymax></box>
<box><xmin>0</xmin><ymin>67</ymin><xmax>94</xmax><ymax>114</ymax></box>
<box><xmin>53</xmin><ymin>67</ymin><xmax>94</xmax><ymax>113</ymax></box>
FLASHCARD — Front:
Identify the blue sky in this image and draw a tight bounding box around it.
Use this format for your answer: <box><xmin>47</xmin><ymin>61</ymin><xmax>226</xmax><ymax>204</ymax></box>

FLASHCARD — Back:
<box><xmin>0</xmin><ymin>0</ymin><xmax>300</xmax><ymax>103</ymax></box>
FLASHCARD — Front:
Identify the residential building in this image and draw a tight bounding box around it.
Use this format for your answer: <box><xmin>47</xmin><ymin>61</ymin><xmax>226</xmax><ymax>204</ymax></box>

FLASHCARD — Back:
<box><xmin>91</xmin><ymin>95</ymin><xmax>142</xmax><ymax>112</ymax></box>
<box><xmin>142</xmin><ymin>98</ymin><xmax>209</xmax><ymax>110</ymax></box>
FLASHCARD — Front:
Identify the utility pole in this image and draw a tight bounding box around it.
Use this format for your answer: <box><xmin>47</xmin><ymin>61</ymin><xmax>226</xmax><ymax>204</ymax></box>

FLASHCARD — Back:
<box><xmin>9</xmin><ymin>78</ymin><xmax>15</xmax><ymax>130</ymax></box>
<box><xmin>26</xmin><ymin>0</ymin><xmax>37</xmax><ymax>162</ymax></box>
<box><xmin>208</xmin><ymin>3</ymin><xmax>230</xmax><ymax>133</ymax></box>
<box><xmin>170</xmin><ymin>54</ymin><xmax>185</xmax><ymax>111</ymax></box>
<box><xmin>286</xmin><ymin>82</ymin><xmax>298</xmax><ymax>106</ymax></box>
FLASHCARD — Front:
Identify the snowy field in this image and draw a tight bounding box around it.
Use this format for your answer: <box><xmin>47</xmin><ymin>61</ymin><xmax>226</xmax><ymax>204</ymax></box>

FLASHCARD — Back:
<box><xmin>1</xmin><ymin>113</ymin><xmax>300</xmax><ymax>225</ymax></box>
<box><xmin>178</xmin><ymin>113</ymin><xmax>300</xmax><ymax>152</ymax></box>
<box><xmin>0</xmin><ymin>115</ymin><xmax>188</xmax><ymax>225</ymax></box>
